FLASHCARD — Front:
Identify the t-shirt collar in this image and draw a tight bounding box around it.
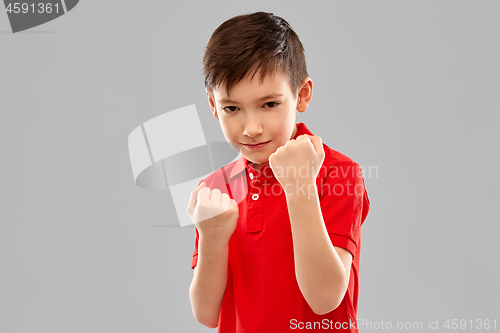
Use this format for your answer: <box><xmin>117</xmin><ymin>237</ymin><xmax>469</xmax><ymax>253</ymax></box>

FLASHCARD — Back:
<box><xmin>227</xmin><ymin>122</ymin><xmax>313</xmax><ymax>180</ymax></box>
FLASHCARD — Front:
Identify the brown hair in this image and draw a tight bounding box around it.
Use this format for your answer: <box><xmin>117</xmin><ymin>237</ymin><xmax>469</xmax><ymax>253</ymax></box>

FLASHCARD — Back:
<box><xmin>203</xmin><ymin>11</ymin><xmax>308</xmax><ymax>100</ymax></box>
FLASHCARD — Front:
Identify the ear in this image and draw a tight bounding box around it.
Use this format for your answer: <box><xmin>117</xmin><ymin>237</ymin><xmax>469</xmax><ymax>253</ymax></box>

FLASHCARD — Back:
<box><xmin>296</xmin><ymin>77</ymin><xmax>313</xmax><ymax>113</ymax></box>
<box><xmin>206</xmin><ymin>88</ymin><xmax>219</xmax><ymax>120</ymax></box>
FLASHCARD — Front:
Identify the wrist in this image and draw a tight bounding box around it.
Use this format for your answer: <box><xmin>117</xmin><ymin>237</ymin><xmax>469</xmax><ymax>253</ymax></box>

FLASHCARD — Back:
<box><xmin>199</xmin><ymin>234</ymin><xmax>229</xmax><ymax>253</ymax></box>
<box><xmin>283</xmin><ymin>181</ymin><xmax>318</xmax><ymax>199</ymax></box>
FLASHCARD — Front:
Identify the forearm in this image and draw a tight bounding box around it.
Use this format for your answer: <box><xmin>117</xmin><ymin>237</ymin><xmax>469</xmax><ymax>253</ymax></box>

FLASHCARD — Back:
<box><xmin>286</xmin><ymin>188</ymin><xmax>347</xmax><ymax>315</ymax></box>
<box><xmin>189</xmin><ymin>238</ymin><xmax>228</xmax><ymax>328</ymax></box>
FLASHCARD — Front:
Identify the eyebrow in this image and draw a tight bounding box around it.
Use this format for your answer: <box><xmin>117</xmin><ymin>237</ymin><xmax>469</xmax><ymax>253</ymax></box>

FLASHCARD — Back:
<box><xmin>217</xmin><ymin>93</ymin><xmax>284</xmax><ymax>104</ymax></box>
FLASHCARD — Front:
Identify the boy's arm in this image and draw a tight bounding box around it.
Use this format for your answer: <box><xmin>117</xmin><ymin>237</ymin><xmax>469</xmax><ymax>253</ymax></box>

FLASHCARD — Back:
<box><xmin>189</xmin><ymin>237</ymin><xmax>229</xmax><ymax>328</ymax></box>
<box><xmin>286</xmin><ymin>188</ymin><xmax>352</xmax><ymax>315</ymax></box>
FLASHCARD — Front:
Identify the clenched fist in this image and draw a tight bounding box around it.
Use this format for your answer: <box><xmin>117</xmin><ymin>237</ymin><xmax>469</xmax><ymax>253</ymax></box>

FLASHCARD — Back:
<box><xmin>187</xmin><ymin>182</ymin><xmax>239</xmax><ymax>244</ymax></box>
<box><xmin>269</xmin><ymin>134</ymin><xmax>325</xmax><ymax>195</ymax></box>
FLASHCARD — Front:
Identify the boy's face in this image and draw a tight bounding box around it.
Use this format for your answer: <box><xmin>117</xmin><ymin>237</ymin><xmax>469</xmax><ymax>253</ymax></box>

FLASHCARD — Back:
<box><xmin>207</xmin><ymin>70</ymin><xmax>312</xmax><ymax>171</ymax></box>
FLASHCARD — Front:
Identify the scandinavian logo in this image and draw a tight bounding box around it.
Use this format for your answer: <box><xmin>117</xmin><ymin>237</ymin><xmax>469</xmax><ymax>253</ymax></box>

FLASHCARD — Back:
<box><xmin>128</xmin><ymin>105</ymin><xmax>246</xmax><ymax>227</ymax></box>
<box><xmin>3</xmin><ymin>0</ymin><xmax>79</xmax><ymax>33</ymax></box>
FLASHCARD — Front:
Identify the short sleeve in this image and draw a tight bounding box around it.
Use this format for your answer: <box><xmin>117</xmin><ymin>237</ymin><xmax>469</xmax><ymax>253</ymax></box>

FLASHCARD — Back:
<box><xmin>190</xmin><ymin>179</ymin><xmax>205</xmax><ymax>270</ymax></box>
<box><xmin>319</xmin><ymin>161</ymin><xmax>370</xmax><ymax>260</ymax></box>
<box><xmin>191</xmin><ymin>227</ymin><xmax>199</xmax><ymax>269</ymax></box>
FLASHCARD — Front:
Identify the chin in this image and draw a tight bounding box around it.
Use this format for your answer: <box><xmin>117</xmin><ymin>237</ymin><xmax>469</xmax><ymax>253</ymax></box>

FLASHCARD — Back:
<box><xmin>245</xmin><ymin>155</ymin><xmax>269</xmax><ymax>164</ymax></box>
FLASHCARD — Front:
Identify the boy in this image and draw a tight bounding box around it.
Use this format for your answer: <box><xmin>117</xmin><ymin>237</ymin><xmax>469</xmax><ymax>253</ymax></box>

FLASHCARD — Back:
<box><xmin>187</xmin><ymin>12</ymin><xmax>370</xmax><ymax>332</ymax></box>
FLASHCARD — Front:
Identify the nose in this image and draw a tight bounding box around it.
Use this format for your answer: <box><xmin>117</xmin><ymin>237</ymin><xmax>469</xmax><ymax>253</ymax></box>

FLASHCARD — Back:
<box><xmin>243</xmin><ymin>112</ymin><xmax>263</xmax><ymax>138</ymax></box>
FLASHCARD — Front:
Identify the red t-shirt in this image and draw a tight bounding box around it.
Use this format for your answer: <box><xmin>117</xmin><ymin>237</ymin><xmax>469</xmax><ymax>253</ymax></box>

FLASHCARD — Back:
<box><xmin>191</xmin><ymin>122</ymin><xmax>370</xmax><ymax>332</ymax></box>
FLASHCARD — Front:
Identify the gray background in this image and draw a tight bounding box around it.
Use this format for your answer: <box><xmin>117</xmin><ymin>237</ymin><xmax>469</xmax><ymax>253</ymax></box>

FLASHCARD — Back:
<box><xmin>1</xmin><ymin>1</ymin><xmax>499</xmax><ymax>332</ymax></box>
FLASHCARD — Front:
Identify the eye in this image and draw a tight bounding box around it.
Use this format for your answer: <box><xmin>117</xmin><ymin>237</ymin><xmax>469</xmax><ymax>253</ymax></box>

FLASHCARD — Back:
<box><xmin>223</xmin><ymin>106</ymin><xmax>239</xmax><ymax>113</ymax></box>
<box><xmin>264</xmin><ymin>102</ymin><xmax>279</xmax><ymax>108</ymax></box>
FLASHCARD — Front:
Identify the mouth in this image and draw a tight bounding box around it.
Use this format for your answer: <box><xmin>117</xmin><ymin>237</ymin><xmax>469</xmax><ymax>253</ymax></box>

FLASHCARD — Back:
<box><xmin>242</xmin><ymin>140</ymin><xmax>271</xmax><ymax>149</ymax></box>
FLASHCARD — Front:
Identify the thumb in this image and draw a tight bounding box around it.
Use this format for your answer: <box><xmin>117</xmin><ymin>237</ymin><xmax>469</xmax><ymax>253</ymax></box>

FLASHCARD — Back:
<box><xmin>187</xmin><ymin>181</ymin><xmax>206</xmax><ymax>214</ymax></box>
<box><xmin>231</xmin><ymin>199</ymin><xmax>238</xmax><ymax>210</ymax></box>
<box><xmin>309</xmin><ymin>135</ymin><xmax>324</xmax><ymax>157</ymax></box>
